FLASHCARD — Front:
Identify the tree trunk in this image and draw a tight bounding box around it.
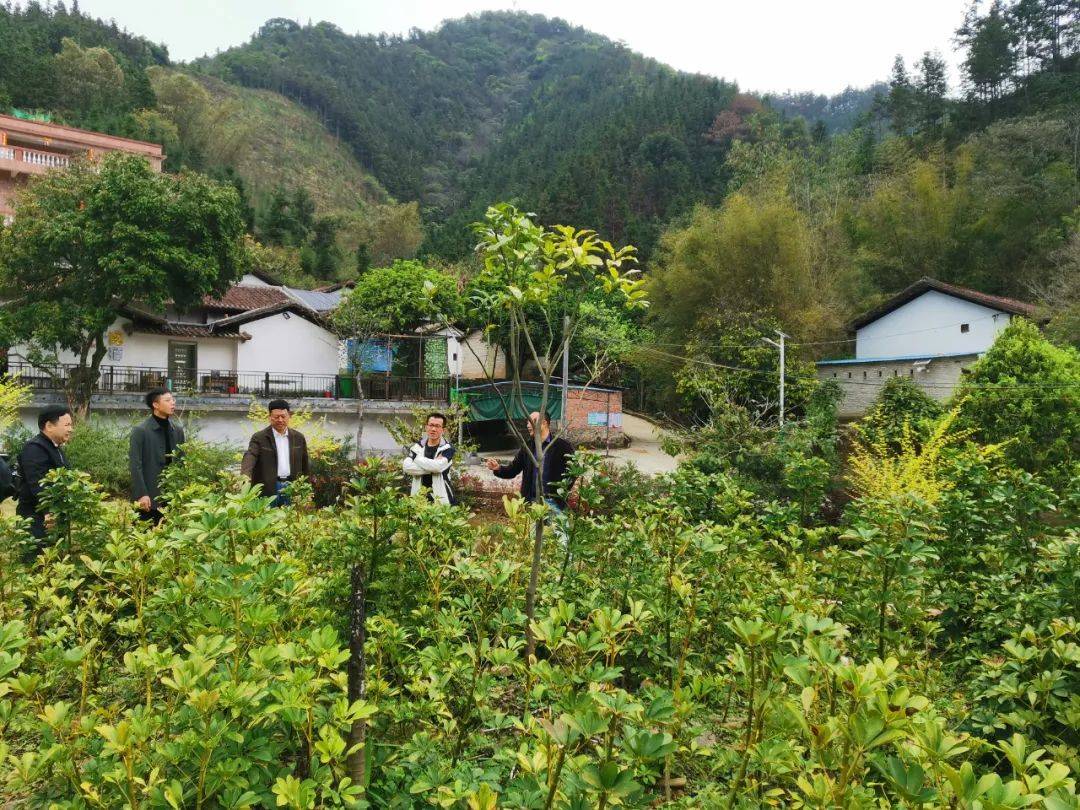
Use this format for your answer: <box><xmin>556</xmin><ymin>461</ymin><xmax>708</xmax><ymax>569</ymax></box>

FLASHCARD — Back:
<box><xmin>346</xmin><ymin>561</ymin><xmax>367</xmax><ymax>786</ymax></box>
<box><xmin>69</xmin><ymin>336</ymin><xmax>108</xmax><ymax>421</ymax></box>
<box><xmin>354</xmin><ymin>373</ymin><xmax>366</xmax><ymax>462</ymax></box>
<box><xmin>524</xmin><ymin>514</ymin><xmax>545</xmax><ymax>663</ymax></box>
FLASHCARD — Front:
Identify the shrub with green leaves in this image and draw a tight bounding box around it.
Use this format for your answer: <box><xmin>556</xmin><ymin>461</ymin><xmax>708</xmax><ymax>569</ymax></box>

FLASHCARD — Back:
<box><xmin>856</xmin><ymin>376</ymin><xmax>944</xmax><ymax>451</ymax></box>
<box><xmin>0</xmin><ymin>397</ymin><xmax>1077</xmax><ymax>807</ymax></box>
<box><xmin>954</xmin><ymin>318</ymin><xmax>1080</xmax><ymax>485</ymax></box>
<box><xmin>62</xmin><ymin>416</ymin><xmax>137</xmax><ymax>496</ymax></box>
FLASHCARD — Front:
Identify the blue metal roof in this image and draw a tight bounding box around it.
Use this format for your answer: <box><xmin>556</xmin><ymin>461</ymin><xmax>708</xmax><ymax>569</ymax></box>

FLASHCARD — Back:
<box><xmin>282</xmin><ymin>287</ymin><xmax>343</xmax><ymax>312</ymax></box>
<box><xmin>816</xmin><ymin>351</ymin><xmax>981</xmax><ymax>366</ymax></box>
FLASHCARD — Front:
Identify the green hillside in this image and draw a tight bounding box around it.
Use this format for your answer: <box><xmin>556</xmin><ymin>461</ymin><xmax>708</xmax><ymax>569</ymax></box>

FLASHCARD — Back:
<box><xmin>196</xmin><ymin>12</ymin><xmax>738</xmax><ymax>259</ymax></box>
<box><xmin>194</xmin><ymin>74</ymin><xmax>389</xmax><ymax>214</ymax></box>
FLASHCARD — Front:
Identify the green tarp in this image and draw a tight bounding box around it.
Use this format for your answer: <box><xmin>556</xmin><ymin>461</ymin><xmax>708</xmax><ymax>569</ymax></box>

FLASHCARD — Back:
<box><xmin>460</xmin><ymin>384</ymin><xmax>563</xmax><ymax>422</ymax></box>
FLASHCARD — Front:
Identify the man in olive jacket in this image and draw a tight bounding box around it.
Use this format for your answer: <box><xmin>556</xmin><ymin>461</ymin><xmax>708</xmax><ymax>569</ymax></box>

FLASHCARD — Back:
<box><xmin>130</xmin><ymin>388</ymin><xmax>185</xmax><ymax>523</ymax></box>
<box><xmin>240</xmin><ymin>399</ymin><xmax>310</xmax><ymax>507</ymax></box>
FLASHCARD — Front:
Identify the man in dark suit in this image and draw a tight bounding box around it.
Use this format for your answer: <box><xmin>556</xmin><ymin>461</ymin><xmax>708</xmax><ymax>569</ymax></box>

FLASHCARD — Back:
<box><xmin>130</xmin><ymin>388</ymin><xmax>185</xmax><ymax>524</ymax></box>
<box><xmin>241</xmin><ymin>399</ymin><xmax>310</xmax><ymax>507</ymax></box>
<box><xmin>17</xmin><ymin>405</ymin><xmax>74</xmax><ymax>546</ymax></box>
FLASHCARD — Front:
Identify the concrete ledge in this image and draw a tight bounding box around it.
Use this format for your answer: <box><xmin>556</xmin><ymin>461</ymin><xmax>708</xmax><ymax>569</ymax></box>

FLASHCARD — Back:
<box><xmin>28</xmin><ymin>392</ymin><xmax>443</xmax><ymax>415</ymax></box>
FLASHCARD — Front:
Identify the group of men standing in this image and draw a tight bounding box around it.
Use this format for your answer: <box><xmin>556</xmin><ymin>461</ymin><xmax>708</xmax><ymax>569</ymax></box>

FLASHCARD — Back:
<box><xmin>400</xmin><ymin>408</ymin><xmax>575</xmax><ymax>510</ymax></box>
<box><xmin>13</xmin><ymin>391</ymin><xmax>306</xmax><ymax>546</ymax></box>
<box><xmin>12</xmin><ymin>391</ymin><xmax>573</xmax><ymax>548</ymax></box>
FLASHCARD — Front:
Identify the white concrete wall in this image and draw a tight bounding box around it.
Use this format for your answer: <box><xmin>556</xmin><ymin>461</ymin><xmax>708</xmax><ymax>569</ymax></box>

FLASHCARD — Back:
<box><xmin>16</xmin><ymin>407</ymin><xmax>401</xmax><ymax>456</ymax></box>
<box><xmin>460</xmin><ymin>331</ymin><xmax>506</xmax><ymax>380</ymax></box>
<box><xmin>856</xmin><ymin>291</ymin><xmax>1013</xmax><ymax>359</ymax></box>
<box><xmin>8</xmin><ymin>317</ymin><xmax>238</xmax><ymax>371</ymax></box>
<box><xmin>447</xmin><ymin>336</ymin><xmax>462</xmax><ymax>377</ymax></box>
<box><xmin>236</xmin><ymin>313</ymin><xmax>340</xmax><ymax>375</ymax></box>
<box><xmin>818</xmin><ymin>354</ymin><xmax>978</xmax><ymax>420</ymax></box>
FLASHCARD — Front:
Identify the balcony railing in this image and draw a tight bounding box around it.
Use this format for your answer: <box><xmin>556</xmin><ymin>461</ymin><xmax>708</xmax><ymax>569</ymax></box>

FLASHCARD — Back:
<box><xmin>4</xmin><ymin>362</ymin><xmax>450</xmax><ymax>403</ymax></box>
<box><xmin>0</xmin><ymin>145</ymin><xmax>71</xmax><ymax>170</ymax></box>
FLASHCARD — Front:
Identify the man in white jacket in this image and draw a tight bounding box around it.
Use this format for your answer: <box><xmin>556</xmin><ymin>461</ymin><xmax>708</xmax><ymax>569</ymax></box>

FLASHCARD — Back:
<box><xmin>402</xmin><ymin>412</ymin><xmax>457</xmax><ymax>505</ymax></box>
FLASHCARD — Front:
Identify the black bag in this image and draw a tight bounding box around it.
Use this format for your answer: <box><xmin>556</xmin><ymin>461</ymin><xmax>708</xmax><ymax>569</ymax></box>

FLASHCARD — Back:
<box><xmin>0</xmin><ymin>454</ymin><xmax>15</xmax><ymax>501</ymax></box>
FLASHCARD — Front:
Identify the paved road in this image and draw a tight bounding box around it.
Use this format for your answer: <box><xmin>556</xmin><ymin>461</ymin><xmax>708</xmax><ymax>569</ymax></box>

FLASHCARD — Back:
<box><xmin>472</xmin><ymin>412</ymin><xmax>679</xmax><ymax>480</ymax></box>
<box><xmin>602</xmin><ymin>413</ymin><xmax>679</xmax><ymax>475</ymax></box>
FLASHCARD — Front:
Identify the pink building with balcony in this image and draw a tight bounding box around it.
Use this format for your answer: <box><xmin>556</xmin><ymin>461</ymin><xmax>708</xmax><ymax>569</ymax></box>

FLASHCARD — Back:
<box><xmin>0</xmin><ymin>112</ymin><xmax>164</xmax><ymax>223</ymax></box>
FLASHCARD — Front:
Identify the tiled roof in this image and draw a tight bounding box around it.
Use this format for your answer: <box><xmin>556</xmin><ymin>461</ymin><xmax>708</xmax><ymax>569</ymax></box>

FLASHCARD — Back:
<box><xmin>204</xmin><ymin>285</ymin><xmax>291</xmax><ymax>312</ymax></box>
<box><xmin>121</xmin><ymin>307</ymin><xmax>242</xmax><ymax>338</ymax></box>
<box><xmin>849</xmin><ymin>277</ymin><xmax>1038</xmax><ymax>331</ymax></box>
<box><xmin>211</xmin><ymin>301</ymin><xmax>331</xmax><ymax>330</ymax></box>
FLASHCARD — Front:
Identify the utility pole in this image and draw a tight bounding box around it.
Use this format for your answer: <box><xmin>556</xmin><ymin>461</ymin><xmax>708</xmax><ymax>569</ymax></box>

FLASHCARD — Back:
<box><xmin>561</xmin><ymin>315</ymin><xmax>570</xmax><ymax>430</ymax></box>
<box><xmin>761</xmin><ymin>330</ymin><xmax>788</xmax><ymax>426</ymax></box>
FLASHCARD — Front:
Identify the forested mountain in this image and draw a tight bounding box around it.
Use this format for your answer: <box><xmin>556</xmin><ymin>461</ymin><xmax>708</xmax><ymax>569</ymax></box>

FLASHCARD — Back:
<box><xmin>766</xmin><ymin>84</ymin><xmax>887</xmax><ymax>132</ymax></box>
<box><xmin>2</xmin><ymin>2</ymin><xmax>1078</xmax><ymax>340</ymax></box>
<box><xmin>196</xmin><ymin>13</ymin><xmax>738</xmax><ymax>259</ymax></box>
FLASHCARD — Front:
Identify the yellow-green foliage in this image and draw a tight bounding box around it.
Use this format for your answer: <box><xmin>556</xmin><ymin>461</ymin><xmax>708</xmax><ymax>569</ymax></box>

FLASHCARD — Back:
<box><xmin>847</xmin><ymin>406</ymin><xmax>993</xmax><ymax>506</ymax></box>
<box><xmin>244</xmin><ymin>399</ymin><xmax>340</xmax><ymax>458</ymax></box>
<box><xmin>193</xmin><ymin>72</ymin><xmax>389</xmax><ymax>213</ymax></box>
<box><xmin>0</xmin><ymin>376</ymin><xmax>31</xmax><ymax>436</ymax></box>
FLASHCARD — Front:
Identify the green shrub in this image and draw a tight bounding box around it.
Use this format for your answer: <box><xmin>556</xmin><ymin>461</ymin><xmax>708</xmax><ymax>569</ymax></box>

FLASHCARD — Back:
<box><xmin>0</xmin><ymin>400</ymin><xmax>1077</xmax><ymax>807</ymax></box>
<box><xmin>954</xmin><ymin>318</ymin><xmax>1080</xmax><ymax>485</ymax></box>
<box><xmin>63</xmin><ymin>416</ymin><xmax>136</xmax><ymax>496</ymax></box>
<box><xmin>856</xmin><ymin>376</ymin><xmax>943</xmax><ymax>451</ymax></box>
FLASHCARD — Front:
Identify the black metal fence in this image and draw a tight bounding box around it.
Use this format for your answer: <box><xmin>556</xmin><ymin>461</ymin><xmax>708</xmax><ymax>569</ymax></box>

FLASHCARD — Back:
<box><xmin>4</xmin><ymin>362</ymin><xmax>450</xmax><ymax>403</ymax></box>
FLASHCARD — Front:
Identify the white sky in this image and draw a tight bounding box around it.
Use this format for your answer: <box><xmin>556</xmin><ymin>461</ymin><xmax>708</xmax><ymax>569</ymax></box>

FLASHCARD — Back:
<box><xmin>76</xmin><ymin>0</ymin><xmax>969</xmax><ymax>95</ymax></box>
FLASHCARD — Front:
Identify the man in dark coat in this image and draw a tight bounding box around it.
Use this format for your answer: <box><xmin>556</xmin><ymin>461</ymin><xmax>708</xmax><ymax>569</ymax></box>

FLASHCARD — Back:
<box><xmin>486</xmin><ymin>411</ymin><xmax>576</xmax><ymax>510</ymax></box>
<box><xmin>17</xmin><ymin>405</ymin><xmax>74</xmax><ymax>545</ymax></box>
<box><xmin>130</xmin><ymin>388</ymin><xmax>185</xmax><ymax>523</ymax></box>
<box><xmin>240</xmin><ymin>399</ymin><xmax>310</xmax><ymax>507</ymax></box>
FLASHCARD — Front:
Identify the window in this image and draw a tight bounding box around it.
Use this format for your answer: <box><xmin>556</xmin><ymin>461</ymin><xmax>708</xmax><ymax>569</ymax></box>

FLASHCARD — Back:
<box><xmin>877</xmin><ymin>370</ymin><xmax>882</xmax><ymax>377</ymax></box>
<box><xmin>847</xmin><ymin>372</ymin><xmax>852</xmax><ymax>378</ymax></box>
<box><xmin>960</xmin><ymin>323</ymin><xmax>970</xmax><ymax>333</ymax></box>
<box><xmin>863</xmin><ymin>371</ymin><xmax>867</xmax><ymax>379</ymax></box>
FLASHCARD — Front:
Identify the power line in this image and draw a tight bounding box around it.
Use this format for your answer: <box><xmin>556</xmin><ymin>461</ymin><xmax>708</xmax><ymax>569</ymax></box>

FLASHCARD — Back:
<box><xmin>635</xmin><ymin>345</ymin><xmax>1079</xmax><ymax>393</ymax></box>
<box><xmin>790</xmin><ymin>313</ymin><xmax>1007</xmax><ymax>348</ymax></box>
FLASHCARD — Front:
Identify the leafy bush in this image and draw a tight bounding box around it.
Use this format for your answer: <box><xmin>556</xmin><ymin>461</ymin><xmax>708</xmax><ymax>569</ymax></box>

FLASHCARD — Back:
<box><xmin>158</xmin><ymin>438</ymin><xmax>241</xmax><ymax>506</ymax></box>
<box><xmin>856</xmin><ymin>376</ymin><xmax>944</xmax><ymax>451</ymax></box>
<box><xmin>62</xmin><ymin>416</ymin><xmax>136</xmax><ymax>496</ymax></box>
<box><xmin>954</xmin><ymin>318</ymin><xmax>1080</xmax><ymax>485</ymax></box>
<box><xmin>1</xmin><ymin>398</ymin><xmax>1077</xmax><ymax>807</ymax></box>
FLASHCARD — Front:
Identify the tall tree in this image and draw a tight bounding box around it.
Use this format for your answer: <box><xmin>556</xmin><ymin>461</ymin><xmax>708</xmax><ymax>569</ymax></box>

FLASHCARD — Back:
<box><xmin>52</xmin><ymin>37</ymin><xmax>125</xmax><ymax>121</ymax></box>
<box><xmin>887</xmin><ymin>55</ymin><xmax>917</xmax><ymax>135</ymax></box>
<box><xmin>466</xmin><ymin>203</ymin><xmax>645</xmax><ymax>665</ymax></box>
<box><xmin>914</xmin><ymin>51</ymin><xmax>949</xmax><ymax>136</ymax></box>
<box><xmin>957</xmin><ymin>0</ymin><xmax>1019</xmax><ymax>103</ymax></box>
<box><xmin>0</xmin><ymin>153</ymin><xmax>247</xmax><ymax>417</ymax></box>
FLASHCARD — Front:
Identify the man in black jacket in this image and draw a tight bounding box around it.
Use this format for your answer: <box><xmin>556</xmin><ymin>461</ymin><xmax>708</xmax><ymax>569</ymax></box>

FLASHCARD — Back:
<box><xmin>17</xmin><ymin>405</ymin><xmax>74</xmax><ymax>545</ymax></box>
<box><xmin>130</xmin><ymin>388</ymin><xmax>185</xmax><ymax>523</ymax></box>
<box><xmin>486</xmin><ymin>411</ymin><xmax>576</xmax><ymax>509</ymax></box>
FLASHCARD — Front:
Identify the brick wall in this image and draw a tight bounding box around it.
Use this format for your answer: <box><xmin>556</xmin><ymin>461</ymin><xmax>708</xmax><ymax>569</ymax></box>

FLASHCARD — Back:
<box><xmin>818</xmin><ymin>354</ymin><xmax>978</xmax><ymax>420</ymax></box>
<box><xmin>561</xmin><ymin>387</ymin><xmax>623</xmax><ymax>446</ymax></box>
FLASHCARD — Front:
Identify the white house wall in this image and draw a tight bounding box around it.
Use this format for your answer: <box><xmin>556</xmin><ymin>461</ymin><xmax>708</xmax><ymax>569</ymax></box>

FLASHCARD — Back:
<box><xmin>8</xmin><ymin>318</ymin><xmax>238</xmax><ymax>371</ymax></box>
<box><xmin>237</xmin><ymin>313</ymin><xmax>340</xmax><ymax>376</ymax></box>
<box><xmin>856</xmin><ymin>291</ymin><xmax>1013</xmax><ymax>359</ymax></box>
<box><xmin>460</xmin><ymin>331</ymin><xmax>507</xmax><ymax>380</ymax></box>
<box><xmin>818</xmin><ymin>354</ymin><xmax>978</xmax><ymax>420</ymax></box>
